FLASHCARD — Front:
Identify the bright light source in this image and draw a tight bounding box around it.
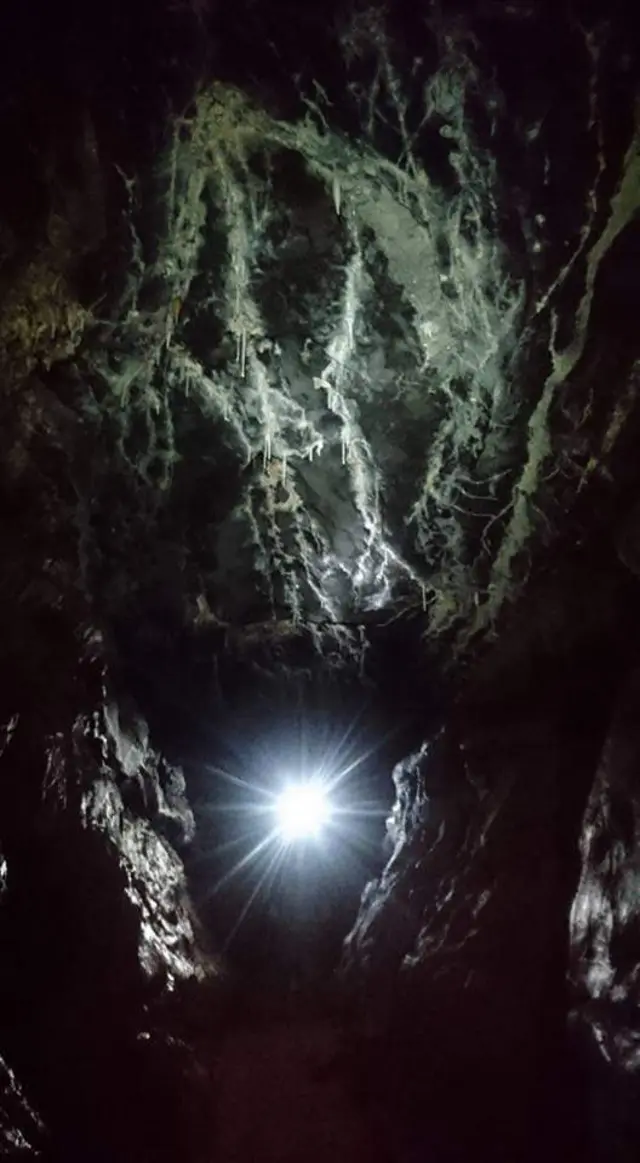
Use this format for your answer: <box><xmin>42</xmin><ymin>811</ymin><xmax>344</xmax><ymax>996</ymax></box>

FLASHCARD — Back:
<box><xmin>275</xmin><ymin>781</ymin><xmax>332</xmax><ymax>841</ymax></box>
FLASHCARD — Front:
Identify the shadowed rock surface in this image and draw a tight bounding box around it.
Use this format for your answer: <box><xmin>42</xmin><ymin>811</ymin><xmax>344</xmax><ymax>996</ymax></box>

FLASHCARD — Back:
<box><xmin>342</xmin><ymin>554</ymin><xmax>639</xmax><ymax>1160</ymax></box>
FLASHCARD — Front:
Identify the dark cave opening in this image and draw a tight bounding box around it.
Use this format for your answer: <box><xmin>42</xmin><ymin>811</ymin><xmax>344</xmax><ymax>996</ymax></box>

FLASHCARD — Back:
<box><xmin>111</xmin><ymin>602</ymin><xmax>446</xmax><ymax>993</ymax></box>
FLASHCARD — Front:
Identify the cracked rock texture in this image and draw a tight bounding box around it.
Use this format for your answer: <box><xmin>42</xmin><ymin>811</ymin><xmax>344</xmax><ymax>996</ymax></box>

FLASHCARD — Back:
<box><xmin>2</xmin><ymin>0</ymin><xmax>637</xmax><ymax>668</ymax></box>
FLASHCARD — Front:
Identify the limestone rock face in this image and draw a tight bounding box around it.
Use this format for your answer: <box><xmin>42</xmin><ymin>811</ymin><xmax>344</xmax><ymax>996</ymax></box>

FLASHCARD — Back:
<box><xmin>3</xmin><ymin>1</ymin><xmax>639</xmax><ymax>666</ymax></box>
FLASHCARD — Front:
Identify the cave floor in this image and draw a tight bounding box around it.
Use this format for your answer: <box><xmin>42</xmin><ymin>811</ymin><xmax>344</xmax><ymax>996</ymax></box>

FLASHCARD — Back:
<box><xmin>214</xmin><ymin>1016</ymin><xmax>389</xmax><ymax>1162</ymax></box>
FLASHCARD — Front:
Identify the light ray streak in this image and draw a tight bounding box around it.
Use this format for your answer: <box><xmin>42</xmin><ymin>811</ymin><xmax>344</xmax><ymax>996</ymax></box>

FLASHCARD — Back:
<box><xmin>315</xmin><ymin>708</ymin><xmax>367</xmax><ymax>782</ymax></box>
<box><xmin>329</xmin><ymin>819</ymin><xmax>386</xmax><ymax>855</ymax></box>
<box><xmin>204</xmin><ymin>762</ymin><xmax>275</xmax><ymax>800</ymax></box>
<box><xmin>223</xmin><ymin>843</ymin><xmax>287</xmax><ymax>950</ymax></box>
<box><xmin>198</xmin><ymin>801</ymin><xmax>274</xmax><ymax>816</ymax></box>
<box><xmin>332</xmin><ymin>805</ymin><xmax>388</xmax><ymax>819</ymax></box>
<box><xmin>324</xmin><ymin>724</ymin><xmax>400</xmax><ymax>791</ymax></box>
<box><xmin>204</xmin><ymin>828</ymin><xmax>280</xmax><ymax>900</ymax></box>
<box><xmin>189</xmin><ymin>825</ymin><xmax>268</xmax><ymax>868</ymax></box>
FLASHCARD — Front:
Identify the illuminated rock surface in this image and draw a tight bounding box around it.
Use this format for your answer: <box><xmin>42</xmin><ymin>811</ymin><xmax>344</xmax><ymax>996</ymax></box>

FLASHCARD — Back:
<box><xmin>0</xmin><ymin>1</ymin><xmax>640</xmax><ymax>1160</ymax></box>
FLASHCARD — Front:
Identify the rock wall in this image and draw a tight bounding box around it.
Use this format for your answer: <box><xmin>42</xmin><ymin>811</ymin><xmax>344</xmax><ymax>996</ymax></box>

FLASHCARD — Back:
<box><xmin>342</xmin><ymin>553</ymin><xmax>640</xmax><ymax>1162</ymax></box>
<box><xmin>0</xmin><ymin>6</ymin><xmax>219</xmax><ymax>1155</ymax></box>
<box><xmin>0</xmin><ymin>613</ymin><xmax>216</xmax><ymax>1161</ymax></box>
<box><xmin>0</xmin><ymin>382</ymin><xmax>216</xmax><ymax>1157</ymax></box>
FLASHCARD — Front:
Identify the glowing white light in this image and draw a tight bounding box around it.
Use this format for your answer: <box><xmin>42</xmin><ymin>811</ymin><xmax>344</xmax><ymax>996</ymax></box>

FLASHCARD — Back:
<box><xmin>275</xmin><ymin>782</ymin><xmax>332</xmax><ymax>841</ymax></box>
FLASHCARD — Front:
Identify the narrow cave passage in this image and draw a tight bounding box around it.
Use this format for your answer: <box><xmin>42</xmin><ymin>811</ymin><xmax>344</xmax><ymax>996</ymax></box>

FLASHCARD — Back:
<box><xmin>111</xmin><ymin>616</ymin><xmax>439</xmax><ymax>1162</ymax></box>
<box><xmin>2</xmin><ymin>1</ymin><xmax>640</xmax><ymax>1161</ymax></box>
<box><xmin>113</xmin><ymin>604</ymin><xmax>440</xmax><ymax>979</ymax></box>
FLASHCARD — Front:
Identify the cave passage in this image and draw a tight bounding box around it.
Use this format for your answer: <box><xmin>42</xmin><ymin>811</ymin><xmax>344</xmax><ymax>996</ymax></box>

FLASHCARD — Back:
<box><xmin>2</xmin><ymin>1</ymin><xmax>640</xmax><ymax>1161</ymax></box>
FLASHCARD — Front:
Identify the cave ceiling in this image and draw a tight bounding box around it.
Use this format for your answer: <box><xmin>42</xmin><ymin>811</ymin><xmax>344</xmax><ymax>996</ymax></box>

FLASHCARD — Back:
<box><xmin>1</xmin><ymin>0</ymin><xmax>639</xmax><ymax>676</ymax></box>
